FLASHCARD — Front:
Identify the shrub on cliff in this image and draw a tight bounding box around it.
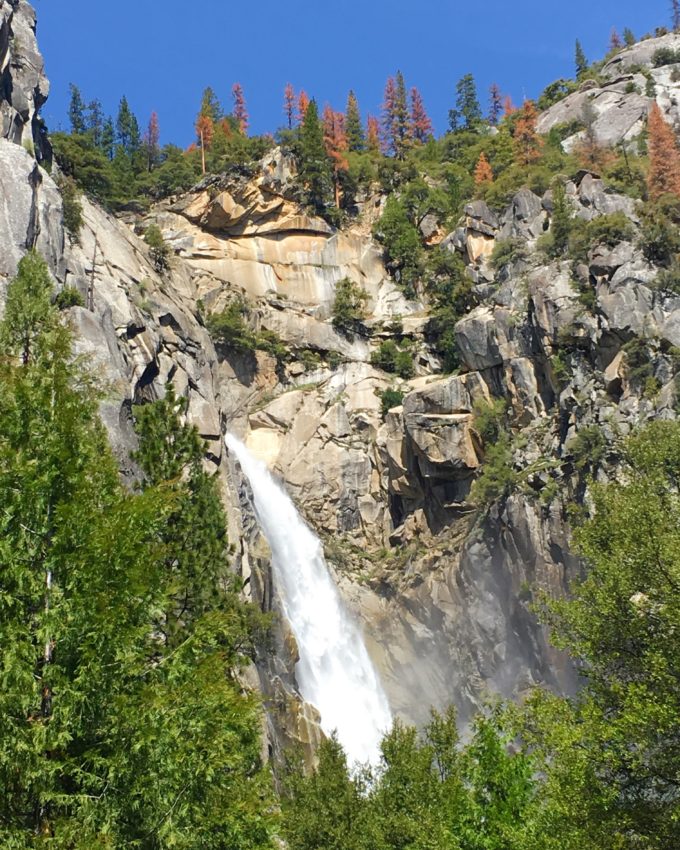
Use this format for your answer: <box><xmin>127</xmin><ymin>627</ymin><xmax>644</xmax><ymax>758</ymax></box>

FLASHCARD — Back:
<box><xmin>332</xmin><ymin>277</ymin><xmax>369</xmax><ymax>338</ymax></box>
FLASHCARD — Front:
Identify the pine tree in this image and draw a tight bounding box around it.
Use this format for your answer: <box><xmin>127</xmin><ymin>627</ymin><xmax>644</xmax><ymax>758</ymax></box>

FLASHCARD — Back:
<box><xmin>232</xmin><ymin>82</ymin><xmax>249</xmax><ymax>134</ymax></box>
<box><xmin>101</xmin><ymin>116</ymin><xmax>115</xmax><ymax>160</ymax></box>
<box><xmin>673</xmin><ymin>0</ymin><xmax>680</xmax><ymax>31</ymax></box>
<box><xmin>68</xmin><ymin>83</ymin><xmax>86</xmax><ymax>135</ymax></box>
<box><xmin>366</xmin><ymin>115</ymin><xmax>381</xmax><ymax>154</ymax></box>
<box><xmin>647</xmin><ymin>101</ymin><xmax>680</xmax><ymax>199</ymax></box>
<box><xmin>382</xmin><ymin>72</ymin><xmax>410</xmax><ymax>157</ymax></box>
<box><xmin>297</xmin><ymin>90</ymin><xmax>310</xmax><ymax>124</ymax></box>
<box><xmin>0</xmin><ymin>252</ymin><xmax>277</xmax><ymax>847</ymax></box>
<box><xmin>345</xmin><ymin>90</ymin><xmax>364</xmax><ymax>152</ymax></box>
<box><xmin>410</xmin><ymin>86</ymin><xmax>433</xmax><ymax>143</ymax></box>
<box><xmin>575</xmin><ymin>39</ymin><xmax>588</xmax><ymax>78</ymax></box>
<box><xmin>323</xmin><ymin>105</ymin><xmax>349</xmax><ymax>207</ymax></box>
<box><xmin>199</xmin><ymin>86</ymin><xmax>222</xmax><ymax>123</ymax></box>
<box><xmin>548</xmin><ymin>179</ymin><xmax>572</xmax><ymax>256</ymax></box>
<box><xmin>299</xmin><ymin>99</ymin><xmax>333</xmax><ymax>211</ymax></box>
<box><xmin>623</xmin><ymin>27</ymin><xmax>636</xmax><ymax>45</ymax></box>
<box><xmin>115</xmin><ymin>95</ymin><xmax>140</xmax><ymax>155</ymax></box>
<box><xmin>609</xmin><ymin>27</ymin><xmax>623</xmax><ymax>51</ymax></box>
<box><xmin>143</xmin><ymin>111</ymin><xmax>160</xmax><ymax>171</ymax></box>
<box><xmin>449</xmin><ymin>73</ymin><xmax>482</xmax><ymax>132</ymax></box>
<box><xmin>473</xmin><ymin>152</ymin><xmax>494</xmax><ymax>187</ymax></box>
<box><xmin>503</xmin><ymin>95</ymin><xmax>516</xmax><ymax>117</ymax></box>
<box><xmin>513</xmin><ymin>100</ymin><xmax>543</xmax><ymax>165</ymax></box>
<box><xmin>85</xmin><ymin>99</ymin><xmax>103</xmax><ymax>147</ymax></box>
<box><xmin>488</xmin><ymin>83</ymin><xmax>503</xmax><ymax>126</ymax></box>
<box><xmin>284</xmin><ymin>82</ymin><xmax>296</xmax><ymax>129</ymax></box>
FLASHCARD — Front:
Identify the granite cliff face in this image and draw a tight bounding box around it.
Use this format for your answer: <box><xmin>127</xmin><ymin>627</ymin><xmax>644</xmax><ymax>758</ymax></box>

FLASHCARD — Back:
<box><xmin>1</xmin><ymin>0</ymin><xmax>677</xmax><ymax>745</ymax></box>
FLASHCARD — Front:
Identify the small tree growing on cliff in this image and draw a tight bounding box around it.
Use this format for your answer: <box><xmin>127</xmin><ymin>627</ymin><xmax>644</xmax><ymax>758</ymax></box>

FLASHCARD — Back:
<box><xmin>331</xmin><ymin>277</ymin><xmax>368</xmax><ymax>338</ymax></box>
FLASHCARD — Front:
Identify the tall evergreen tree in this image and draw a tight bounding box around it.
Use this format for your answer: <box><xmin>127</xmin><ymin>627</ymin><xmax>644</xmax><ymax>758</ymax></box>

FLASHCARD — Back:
<box><xmin>101</xmin><ymin>116</ymin><xmax>115</xmax><ymax>160</ymax></box>
<box><xmin>199</xmin><ymin>86</ymin><xmax>222</xmax><ymax>123</ymax></box>
<box><xmin>488</xmin><ymin>83</ymin><xmax>503</xmax><ymax>126</ymax></box>
<box><xmin>382</xmin><ymin>72</ymin><xmax>410</xmax><ymax>157</ymax></box>
<box><xmin>67</xmin><ymin>83</ymin><xmax>86</xmax><ymax>135</ymax></box>
<box><xmin>232</xmin><ymin>82</ymin><xmax>249</xmax><ymax>134</ymax></box>
<box><xmin>115</xmin><ymin>95</ymin><xmax>140</xmax><ymax>155</ymax></box>
<box><xmin>143</xmin><ymin>111</ymin><xmax>161</xmax><ymax>171</ymax></box>
<box><xmin>673</xmin><ymin>0</ymin><xmax>680</xmax><ymax>31</ymax></box>
<box><xmin>298</xmin><ymin>99</ymin><xmax>333</xmax><ymax>211</ymax></box>
<box><xmin>85</xmin><ymin>99</ymin><xmax>104</xmax><ymax>148</ymax></box>
<box><xmin>345</xmin><ymin>90</ymin><xmax>364</xmax><ymax>152</ymax></box>
<box><xmin>575</xmin><ymin>39</ymin><xmax>588</xmax><ymax>78</ymax></box>
<box><xmin>623</xmin><ymin>27</ymin><xmax>636</xmax><ymax>45</ymax></box>
<box><xmin>0</xmin><ymin>251</ymin><xmax>276</xmax><ymax>847</ymax></box>
<box><xmin>449</xmin><ymin>73</ymin><xmax>482</xmax><ymax>132</ymax></box>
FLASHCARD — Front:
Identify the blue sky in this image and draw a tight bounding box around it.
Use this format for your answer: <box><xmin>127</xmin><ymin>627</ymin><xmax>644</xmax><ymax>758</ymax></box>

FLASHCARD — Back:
<box><xmin>36</xmin><ymin>0</ymin><xmax>666</xmax><ymax>146</ymax></box>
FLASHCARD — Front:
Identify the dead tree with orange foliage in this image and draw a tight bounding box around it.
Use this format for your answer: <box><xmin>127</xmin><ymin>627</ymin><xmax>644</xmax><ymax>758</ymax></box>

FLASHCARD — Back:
<box><xmin>366</xmin><ymin>115</ymin><xmax>381</xmax><ymax>154</ymax></box>
<box><xmin>513</xmin><ymin>101</ymin><xmax>543</xmax><ymax>165</ymax></box>
<box><xmin>474</xmin><ymin>152</ymin><xmax>494</xmax><ymax>187</ymax></box>
<box><xmin>284</xmin><ymin>83</ymin><xmax>296</xmax><ymax>129</ymax></box>
<box><xmin>647</xmin><ymin>101</ymin><xmax>680</xmax><ymax>199</ymax></box>
<box><xmin>232</xmin><ymin>83</ymin><xmax>249</xmax><ymax>134</ymax></box>
<box><xmin>297</xmin><ymin>91</ymin><xmax>310</xmax><ymax>124</ymax></box>
<box><xmin>322</xmin><ymin>104</ymin><xmax>349</xmax><ymax>207</ymax></box>
<box><xmin>195</xmin><ymin>114</ymin><xmax>214</xmax><ymax>175</ymax></box>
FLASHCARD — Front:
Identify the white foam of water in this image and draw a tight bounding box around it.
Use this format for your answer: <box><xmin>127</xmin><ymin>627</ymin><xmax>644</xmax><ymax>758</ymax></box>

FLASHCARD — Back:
<box><xmin>227</xmin><ymin>434</ymin><xmax>392</xmax><ymax>765</ymax></box>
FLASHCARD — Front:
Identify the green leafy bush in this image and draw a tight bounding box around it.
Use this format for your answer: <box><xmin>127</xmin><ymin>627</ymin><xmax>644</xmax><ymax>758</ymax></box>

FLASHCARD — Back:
<box><xmin>144</xmin><ymin>223</ymin><xmax>170</xmax><ymax>273</ymax></box>
<box><xmin>55</xmin><ymin>173</ymin><xmax>84</xmax><ymax>243</ymax></box>
<box><xmin>55</xmin><ymin>287</ymin><xmax>85</xmax><ymax>310</ymax></box>
<box><xmin>567</xmin><ymin>424</ymin><xmax>607</xmax><ymax>471</ymax></box>
<box><xmin>331</xmin><ymin>277</ymin><xmax>368</xmax><ymax>337</ymax></box>
<box><xmin>652</xmin><ymin>46</ymin><xmax>680</xmax><ymax>66</ymax></box>
<box><xmin>206</xmin><ymin>300</ymin><xmax>257</xmax><ymax>352</ymax></box>
<box><xmin>380</xmin><ymin>388</ymin><xmax>405</xmax><ymax>417</ymax></box>
<box><xmin>568</xmin><ymin>212</ymin><xmax>635</xmax><ymax>262</ymax></box>
<box><xmin>370</xmin><ymin>340</ymin><xmax>415</xmax><ymax>379</ymax></box>
<box><xmin>490</xmin><ymin>237</ymin><xmax>528</xmax><ymax>270</ymax></box>
<box><xmin>373</xmin><ymin>196</ymin><xmax>422</xmax><ymax>296</ymax></box>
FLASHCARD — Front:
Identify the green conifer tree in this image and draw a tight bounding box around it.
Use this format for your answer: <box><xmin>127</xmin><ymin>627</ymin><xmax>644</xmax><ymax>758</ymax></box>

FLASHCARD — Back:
<box><xmin>575</xmin><ymin>39</ymin><xmax>589</xmax><ymax>78</ymax></box>
<box><xmin>298</xmin><ymin>99</ymin><xmax>333</xmax><ymax>211</ymax></box>
<box><xmin>67</xmin><ymin>83</ymin><xmax>86</xmax><ymax>135</ymax></box>
<box><xmin>345</xmin><ymin>90</ymin><xmax>364</xmax><ymax>152</ymax></box>
<box><xmin>449</xmin><ymin>73</ymin><xmax>482</xmax><ymax>132</ymax></box>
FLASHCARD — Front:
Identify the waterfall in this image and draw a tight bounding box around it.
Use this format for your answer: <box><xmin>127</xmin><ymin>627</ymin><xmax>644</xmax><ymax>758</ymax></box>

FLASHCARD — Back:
<box><xmin>226</xmin><ymin>434</ymin><xmax>392</xmax><ymax>766</ymax></box>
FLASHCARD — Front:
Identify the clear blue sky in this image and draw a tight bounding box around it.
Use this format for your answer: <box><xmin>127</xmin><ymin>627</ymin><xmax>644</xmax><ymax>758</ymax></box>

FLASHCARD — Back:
<box><xmin>35</xmin><ymin>0</ymin><xmax>666</xmax><ymax>145</ymax></box>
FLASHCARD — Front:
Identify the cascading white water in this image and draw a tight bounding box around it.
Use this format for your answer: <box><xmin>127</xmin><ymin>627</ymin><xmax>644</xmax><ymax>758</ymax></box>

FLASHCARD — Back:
<box><xmin>226</xmin><ymin>434</ymin><xmax>392</xmax><ymax>766</ymax></box>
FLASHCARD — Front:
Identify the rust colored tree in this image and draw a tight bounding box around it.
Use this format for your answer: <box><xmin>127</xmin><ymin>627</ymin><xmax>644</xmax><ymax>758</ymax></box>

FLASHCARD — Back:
<box><xmin>195</xmin><ymin>114</ymin><xmax>214</xmax><ymax>175</ymax></box>
<box><xmin>297</xmin><ymin>90</ymin><xmax>310</xmax><ymax>124</ymax></box>
<box><xmin>284</xmin><ymin>83</ymin><xmax>296</xmax><ymax>129</ymax></box>
<box><xmin>322</xmin><ymin>104</ymin><xmax>349</xmax><ymax>207</ymax></box>
<box><xmin>143</xmin><ymin>111</ymin><xmax>160</xmax><ymax>171</ymax></box>
<box><xmin>609</xmin><ymin>28</ymin><xmax>623</xmax><ymax>51</ymax></box>
<box><xmin>513</xmin><ymin>100</ymin><xmax>542</xmax><ymax>165</ymax></box>
<box><xmin>647</xmin><ymin>102</ymin><xmax>680</xmax><ymax>199</ymax></box>
<box><xmin>232</xmin><ymin>83</ymin><xmax>249</xmax><ymax>134</ymax></box>
<box><xmin>503</xmin><ymin>95</ymin><xmax>516</xmax><ymax>117</ymax></box>
<box><xmin>410</xmin><ymin>87</ymin><xmax>433</xmax><ymax>143</ymax></box>
<box><xmin>366</xmin><ymin>115</ymin><xmax>381</xmax><ymax>154</ymax></box>
<box><xmin>488</xmin><ymin>83</ymin><xmax>503</xmax><ymax>126</ymax></box>
<box><xmin>474</xmin><ymin>152</ymin><xmax>494</xmax><ymax>187</ymax></box>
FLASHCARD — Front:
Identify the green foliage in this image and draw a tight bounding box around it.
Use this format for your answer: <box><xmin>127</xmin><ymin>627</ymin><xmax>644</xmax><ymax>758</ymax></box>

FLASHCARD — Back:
<box><xmin>566</xmin><ymin>424</ymin><xmax>607</xmax><ymax>471</ymax></box>
<box><xmin>55</xmin><ymin>173</ymin><xmax>84</xmax><ymax>243</ymax></box>
<box><xmin>331</xmin><ymin>277</ymin><xmax>369</xmax><ymax>338</ymax></box>
<box><xmin>54</xmin><ymin>287</ymin><xmax>85</xmax><ymax>310</ymax></box>
<box><xmin>526</xmin><ymin>422</ymin><xmax>680</xmax><ymax>849</ymax></box>
<box><xmin>574</xmin><ymin>39</ymin><xmax>588</xmax><ymax>77</ymax></box>
<box><xmin>206</xmin><ymin>299</ymin><xmax>289</xmax><ymax>365</ymax></box>
<box><xmin>0</xmin><ymin>252</ymin><xmax>275</xmax><ymax>847</ymax></box>
<box><xmin>371</xmin><ymin>339</ymin><xmax>415</xmax><ymax>379</ymax></box>
<box><xmin>144</xmin><ymin>222</ymin><xmax>170</xmax><ymax>272</ymax></box>
<box><xmin>425</xmin><ymin>248</ymin><xmax>475</xmax><ymax>373</ymax></box>
<box><xmin>282</xmin><ymin>708</ymin><xmax>536</xmax><ymax>850</ymax></box>
<box><xmin>537</xmin><ymin>79</ymin><xmax>579</xmax><ymax>111</ymax></box>
<box><xmin>638</xmin><ymin>194</ymin><xmax>680</xmax><ymax>267</ymax></box>
<box><xmin>298</xmin><ymin>99</ymin><xmax>333</xmax><ymax>212</ymax></box>
<box><xmin>470</xmin><ymin>400</ymin><xmax>517</xmax><ymax>507</ymax></box>
<box><xmin>566</xmin><ymin>211</ymin><xmax>635</xmax><ymax>263</ymax></box>
<box><xmin>652</xmin><ymin>46</ymin><xmax>680</xmax><ymax>66</ymax></box>
<box><xmin>490</xmin><ymin>237</ymin><xmax>528</xmax><ymax>270</ymax></box>
<box><xmin>380</xmin><ymin>388</ymin><xmax>405</xmax><ymax>417</ymax></box>
<box><xmin>622</xmin><ymin>337</ymin><xmax>654</xmax><ymax>385</ymax></box>
<box><xmin>373</xmin><ymin>196</ymin><xmax>423</xmax><ymax>296</ymax></box>
<box><xmin>449</xmin><ymin>73</ymin><xmax>482</xmax><ymax>132</ymax></box>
